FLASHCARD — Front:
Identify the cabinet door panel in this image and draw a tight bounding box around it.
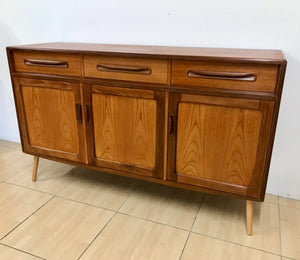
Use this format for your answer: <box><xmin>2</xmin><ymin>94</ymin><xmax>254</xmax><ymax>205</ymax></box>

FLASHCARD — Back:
<box><xmin>85</xmin><ymin>85</ymin><xmax>164</xmax><ymax>178</ymax></box>
<box><xmin>176</xmin><ymin>103</ymin><xmax>262</xmax><ymax>186</ymax></box>
<box><xmin>92</xmin><ymin>93</ymin><xmax>157</xmax><ymax>169</ymax></box>
<box><xmin>13</xmin><ymin>78</ymin><xmax>85</xmax><ymax>162</ymax></box>
<box><xmin>22</xmin><ymin>86</ymin><xmax>79</xmax><ymax>154</ymax></box>
<box><xmin>167</xmin><ymin>93</ymin><xmax>274</xmax><ymax>198</ymax></box>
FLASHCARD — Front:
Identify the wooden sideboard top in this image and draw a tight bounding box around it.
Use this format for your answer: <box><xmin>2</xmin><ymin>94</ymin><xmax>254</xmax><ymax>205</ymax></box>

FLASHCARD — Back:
<box><xmin>7</xmin><ymin>42</ymin><xmax>286</xmax><ymax>62</ymax></box>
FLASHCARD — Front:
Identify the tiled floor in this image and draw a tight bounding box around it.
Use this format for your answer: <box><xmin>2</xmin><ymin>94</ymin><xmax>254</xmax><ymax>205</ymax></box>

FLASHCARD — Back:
<box><xmin>0</xmin><ymin>140</ymin><xmax>299</xmax><ymax>260</ymax></box>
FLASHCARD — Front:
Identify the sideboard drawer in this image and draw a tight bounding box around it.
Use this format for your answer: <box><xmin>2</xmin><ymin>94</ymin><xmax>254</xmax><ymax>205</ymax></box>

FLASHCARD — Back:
<box><xmin>84</xmin><ymin>55</ymin><xmax>169</xmax><ymax>84</ymax></box>
<box><xmin>171</xmin><ymin>60</ymin><xmax>278</xmax><ymax>92</ymax></box>
<box><xmin>13</xmin><ymin>51</ymin><xmax>82</xmax><ymax>76</ymax></box>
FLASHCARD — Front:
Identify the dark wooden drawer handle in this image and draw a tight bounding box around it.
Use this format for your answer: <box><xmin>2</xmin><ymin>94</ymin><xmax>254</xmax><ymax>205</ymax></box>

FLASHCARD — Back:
<box><xmin>97</xmin><ymin>64</ymin><xmax>151</xmax><ymax>75</ymax></box>
<box><xmin>24</xmin><ymin>59</ymin><xmax>69</xmax><ymax>68</ymax></box>
<box><xmin>188</xmin><ymin>70</ymin><xmax>257</xmax><ymax>82</ymax></box>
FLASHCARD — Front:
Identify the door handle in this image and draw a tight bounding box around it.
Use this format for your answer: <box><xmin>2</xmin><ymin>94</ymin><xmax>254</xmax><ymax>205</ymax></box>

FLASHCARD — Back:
<box><xmin>187</xmin><ymin>70</ymin><xmax>256</xmax><ymax>81</ymax></box>
<box><xmin>97</xmin><ymin>64</ymin><xmax>151</xmax><ymax>75</ymax></box>
<box><xmin>85</xmin><ymin>105</ymin><xmax>92</xmax><ymax>124</ymax></box>
<box><xmin>168</xmin><ymin>114</ymin><xmax>177</xmax><ymax>136</ymax></box>
<box><xmin>75</xmin><ymin>103</ymin><xmax>82</xmax><ymax>123</ymax></box>
<box><xmin>24</xmin><ymin>59</ymin><xmax>69</xmax><ymax>68</ymax></box>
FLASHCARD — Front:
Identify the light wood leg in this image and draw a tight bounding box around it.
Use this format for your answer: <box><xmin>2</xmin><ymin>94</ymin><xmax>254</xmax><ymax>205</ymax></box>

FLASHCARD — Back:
<box><xmin>32</xmin><ymin>156</ymin><xmax>39</xmax><ymax>182</ymax></box>
<box><xmin>246</xmin><ymin>200</ymin><xmax>253</xmax><ymax>235</ymax></box>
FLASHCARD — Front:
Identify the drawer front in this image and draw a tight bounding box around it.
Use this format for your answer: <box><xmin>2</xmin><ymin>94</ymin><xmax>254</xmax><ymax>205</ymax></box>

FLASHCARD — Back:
<box><xmin>172</xmin><ymin>60</ymin><xmax>278</xmax><ymax>92</ymax></box>
<box><xmin>84</xmin><ymin>55</ymin><xmax>169</xmax><ymax>84</ymax></box>
<box><xmin>13</xmin><ymin>51</ymin><xmax>82</xmax><ymax>76</ymax></box>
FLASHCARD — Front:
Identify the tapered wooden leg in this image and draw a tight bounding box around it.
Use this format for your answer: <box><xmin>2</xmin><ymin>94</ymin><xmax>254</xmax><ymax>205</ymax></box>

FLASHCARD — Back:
<box><xmin>32</xmin><ymin>156</ymin><xmax>39</xmax><ymax>182</ymax></box>
<box><xmin>246</xmin><ymin>200</ymin><xmax>253</xmax><ymax>235</ymax></box>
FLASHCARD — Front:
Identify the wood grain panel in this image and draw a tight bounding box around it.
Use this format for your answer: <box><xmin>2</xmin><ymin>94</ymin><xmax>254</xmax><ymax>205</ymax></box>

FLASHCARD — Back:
<box><xmin>176</xmin><ymin>102</ymin><xmax>262</xmax><ymax>186</ymax></box>
<box><xmin>84</xmin><ymin>55</ymin><xmax>168</xmax><ymax>84</ymax></box>
<box><xmin>92</xmin><ymin>93</ymin><xmax>157</xmax><ymax>169</ymax></box>
<box><xmin>92</xmin><ymin>85</ymin><xmax>154</xmax><ymax>99</ymax></box>
<box><xmin>181</xmin><ymin>94</ymin><xmax>260</xmax><ymax>110</ymax></box>
<box><xmin>22</xmin><ymin>86</ymin><xmax>79</xmax><ymax>154</ymax></box>
<box><xmin>13</xmin><ymin>50</ymin><xmax>82</xmax><ymax>76</ymax></box>
<box><xmin>172</xmin><ymin>60</ymin><xmax>278</xmax><ymax>92</ymax></box>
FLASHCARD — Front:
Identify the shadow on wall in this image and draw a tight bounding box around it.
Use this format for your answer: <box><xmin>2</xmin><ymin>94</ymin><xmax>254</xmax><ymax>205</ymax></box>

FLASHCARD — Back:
<box><xmin>0</xmin><ymin>22</ymin><xmax>21</xmax><ymax>142</ymax></box>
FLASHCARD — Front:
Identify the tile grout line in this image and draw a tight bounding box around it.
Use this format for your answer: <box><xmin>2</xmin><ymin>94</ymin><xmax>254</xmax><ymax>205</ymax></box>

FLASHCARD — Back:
<box><xmin>0</xmin><ymin>196</ymin><xmax>55</xmax><ymax>242</ymax></box>
<box><xmin>2</xmin><ymin>181</ymin><xmax>55</xmax><ymax>196</ymax></box>
<box><xmin>2</xmin><ymin>180</ymin><xmax>121</xmax><ymax>213</ymax></box>
<box><xmin>2</xmin><ymin>168</ymin><xmax>294</xmax><ymax>259</ymax></box>
<box><xmin>76</xmin><ymin>179</ymin><xmax>140</xmax><ymax>260</ymax></box>
<box><xmin>0</xmin><ymin>242</ymin><xmax>47</xmax><ymax>260</ymax></box>
<box><xmin>1</xmin><ymin>180</ymin><xmax>290</xmax><ymax>255</ymax></box>
<box><xmin>190</xmin><ymin>230</ymin><xmax>282</xmax><ymax>257</ymax></box>
<box><xmin>117</xmin><ymin>211</ymin><xmax>190</xmax><ymax>232</ymax></box>
<box><xmin>76</xmin><ymin>211</ymin><xmax>118</xmax><ymax>260</ymax></box>
<box><xmin>4</xmin><ymin>178</ymin><xmax>196</xmax><ymax>232</ymax></box>
<box><xmin>179</xmin><ymin>195</ymin><xmax>206</xmax><ymax>260</ymax></box>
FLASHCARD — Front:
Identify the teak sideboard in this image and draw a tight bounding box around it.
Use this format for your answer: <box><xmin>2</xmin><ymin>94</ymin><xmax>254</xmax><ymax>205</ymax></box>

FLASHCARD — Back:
<box><xmin>6</xmin><ymin>42</ymin><xmax>286</xmax><ymax>235</ymax></box>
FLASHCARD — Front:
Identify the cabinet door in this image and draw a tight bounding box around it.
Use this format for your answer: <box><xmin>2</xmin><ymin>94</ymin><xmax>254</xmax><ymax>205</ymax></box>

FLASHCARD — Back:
<box><xmin>13</xmin><ymin>78</ymin><xmax>85</xmax><ymax>162</ymax></box>
<box><xmin>167</xmin><ymin>93</ymin><xmax>274</xmax><ymax>198</ymax></box>
<box><xmin>84</xmin><ymin>85</ymin><xmax>164</xmax><ymax>178</ymax></box>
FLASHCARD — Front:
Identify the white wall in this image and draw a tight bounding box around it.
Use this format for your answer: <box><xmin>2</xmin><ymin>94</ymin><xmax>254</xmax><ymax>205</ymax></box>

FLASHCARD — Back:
<box><xmin>0</xmin><ymin>0</ymin><xmax>299</xmax><ymax>199</ymax></box>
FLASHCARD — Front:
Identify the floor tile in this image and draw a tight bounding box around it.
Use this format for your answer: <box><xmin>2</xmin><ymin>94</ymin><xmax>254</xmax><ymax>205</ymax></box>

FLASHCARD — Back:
<box><xmin>80</xmin><ymin>213</ymin><xmax>189</xmax><ymax>260</ymax></box>
<box><xmin>281</xmin><ymin>257</ymin><xmax>297</xmax><ymax>260</ymax></box>
<box><xmin>6</xmin><ymin>158</ymin><xmax>74</xmax><ymax>194</ymax></box>
<box><xmin>2</xmin><ymin>197</ymin><xmax>114</xmax><ymax>260</ymax></box>
<box><xmin>0</xmin><ymin>148</ymin><xmax>33</xmax><ymax>181</ymax></box>
<box><xmin>57</xmin><ymin>167</ymin><xmax>138</xmax><ymax>210</ymax></box>
<box><xmin>181</xmin><ymin>233</ymin><xmax>281</xmax><ymax>260</ymax></box>
<box><xmin>0</xmin><ymin>183</ymin><xmax>51</xmax><ymax>239</ymax></box>
<box><xmin>280</xmin><ymin>205</ymin><xmax>300</xmax><ymax>259</ymax></box>
<box><xmin>0</xmin><ymin>140</ymin><xmax>21</xmax><ymax>151</ymax></box>
<box><xmin>0</xmin><ymin>244</ymin><xmax>40</xmax><ymax>260</ymax></box>
<box><xmin>192</xmin><ymin>195</ymin><xmax>281</xmax><ymax>254</ymax></box>
<box><xmin>119</xmin><ymin>181</ymin><xmax>203</xmax><ymax>230</ymax></box>
<box><xmin>265</xmin><ymin>193</ymin><xmax>279</xmax><ymax>204</ymax></box>
<box><xmin>279</xmin><ymin>197</ymin><xmax>300</xmax><ymax>210</ymax></box>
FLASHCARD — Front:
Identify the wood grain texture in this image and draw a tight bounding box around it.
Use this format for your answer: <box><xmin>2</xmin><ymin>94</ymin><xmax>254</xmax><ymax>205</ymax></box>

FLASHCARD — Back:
<box><xmin>13</xmin><ymin>50</ymin><xmax>82</xmax><ymax>76</ymax></box>
<box><xmin>176</xmin><ymin>102</ymin><xmax>262</xmax><ymax>186</ymax></box>
<box><xmin>79</xmin><ymin>214</ymin><xmax>188</xmax><ymax>260</ymax></box>
<box><xmin>8</xmin><ymin>42</ymin><xmax>286</xmax><ymax>62</ymax></box>
<box><xmin>84</xmin><ymin>55</ymin><xmax>168</xmax><ymax>84</ymax></box>
<box><xmin>13</xmin><ymin>78</ymin><xmax>86</xmax><ymax>162</ymax></box>
<box><xmin>22</xmin><ymin>86</ymin><xmax>80</xmax><ymax>154</ymax></box>
<box><xmin>92</xmin><ymin>93</ymin><xmax>157</xmax><ymax>169</ymax></box>
<box><xmin>163</xmin><ymin>92</ymin><xmax>169</xmax><ymax>180</ymax></box>
<box><xmin>181</xmin><ymin>94</ymin><xmax>260</xmax><ymax>110</ymax></box>
<box><xmin>172</xmin><ymin>60</ymin><xmax>278</xmax><ymax>92</ymax></box>
<box><xmin>2</xmin><ymin>197</ymin><xmax>114</xmax><ymax>260</ymax></box>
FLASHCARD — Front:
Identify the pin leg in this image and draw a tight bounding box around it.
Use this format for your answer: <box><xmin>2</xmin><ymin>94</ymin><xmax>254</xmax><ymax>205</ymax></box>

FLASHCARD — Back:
<box><xmin>246</xmin><ymin>200</ymin><xmax>253</xmax><ymax>235</ymax></box>
<box><xmin>32</xmin><ymin>156</ymin><xmax>39</xmax><ymax>182</ymax></box>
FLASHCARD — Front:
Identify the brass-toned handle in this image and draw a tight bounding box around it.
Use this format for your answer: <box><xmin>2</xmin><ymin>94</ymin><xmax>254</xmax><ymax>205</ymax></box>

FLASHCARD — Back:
<box><xmin>188</xmin><ymin>70</ymin><xmax>256</xmax><ymax>82</ymax></box>
<box><xmin>75</xmin><ymin>103</ymin><xmax>82</xmax><ymax>123</ymax></box>
<box><xmin>85</xmin><ymin>105</ymin><xmax>92</xmax><ymax>124</ymax></box>
<box><xmin>97</xmin><ymin>64</ymin><xmax>151</xmax><ymax>75</ymax></box>
<box><xmin>168</xmin><ymin>114</ymin><xmax>177</xmax><ymax>136</ymax></box>
<box><xmin>24</xmin><ymin>59</ymin><xmax>69</xmax><ymax>68</ymax></box>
